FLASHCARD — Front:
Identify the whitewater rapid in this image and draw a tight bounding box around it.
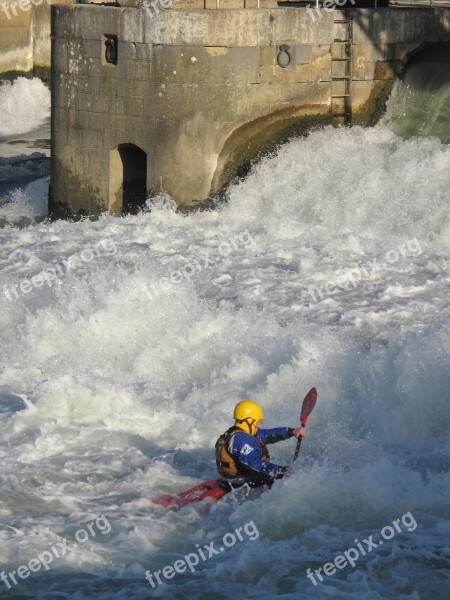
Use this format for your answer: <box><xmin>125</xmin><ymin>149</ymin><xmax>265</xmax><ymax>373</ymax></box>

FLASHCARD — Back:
<box><xmin>0</xmin><ymin>77</ymin><xmax>50</xmax><ymax>223</ymax></box>
<box><xmin>0</xmin><ymin>77</ymin><xmax>449</xmax><ymax>600</ymax></box>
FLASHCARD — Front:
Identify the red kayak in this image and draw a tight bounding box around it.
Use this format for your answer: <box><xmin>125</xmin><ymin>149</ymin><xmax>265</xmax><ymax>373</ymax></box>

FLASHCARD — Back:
<box><xmin>152</xmin><ymin>479</ymin><xmax>229</xmax><ymax>509</ymax></box>
<box><xmin>152</xmin><ymin>387</ymin><xmax>317</xmax><ymax>511</ymax></box>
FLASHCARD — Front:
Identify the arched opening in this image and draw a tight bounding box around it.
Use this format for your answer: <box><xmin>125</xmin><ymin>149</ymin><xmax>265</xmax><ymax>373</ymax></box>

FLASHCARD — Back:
<box><xmin>109</xmin><ymin>144</ymin><xmax>147</xmax><ymax>215</ymax></box>
<box><xmin>385</xmin><ymin>43</ymin><xmax>450</xmax><ymax>143</ymax></box>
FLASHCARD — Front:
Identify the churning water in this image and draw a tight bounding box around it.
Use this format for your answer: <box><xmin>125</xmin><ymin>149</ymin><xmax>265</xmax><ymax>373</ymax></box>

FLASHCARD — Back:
<box><xmin>0</xmin><ymin>63</ymin><xmax>449</xmax><ymax>600</ymax></box>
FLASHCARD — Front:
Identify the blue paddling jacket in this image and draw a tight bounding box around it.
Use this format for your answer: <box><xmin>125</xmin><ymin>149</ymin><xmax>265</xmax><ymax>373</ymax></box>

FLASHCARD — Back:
<box><xmin>215</xmin><ymin>426</ymin><xmax>294</xmax><ymax>482</ymax></box>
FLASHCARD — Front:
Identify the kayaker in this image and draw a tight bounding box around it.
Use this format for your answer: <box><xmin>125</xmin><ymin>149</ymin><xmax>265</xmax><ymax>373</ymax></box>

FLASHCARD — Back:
<box><xmin>215</xmin><ymin>400</ymin><xmax>306</xmax><ymax>488</ymax></box>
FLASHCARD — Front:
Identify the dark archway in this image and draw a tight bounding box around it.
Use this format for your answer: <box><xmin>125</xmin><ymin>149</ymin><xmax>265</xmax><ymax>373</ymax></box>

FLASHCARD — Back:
<box><xmin>385</xmin><ymin>43</ymin><xmax>450</xmax><ymax>143</ymax></box>
<box><xmin>109</xmin><ymin>144</ymin><xmax>147</xmax><ymax>215</ymax></box>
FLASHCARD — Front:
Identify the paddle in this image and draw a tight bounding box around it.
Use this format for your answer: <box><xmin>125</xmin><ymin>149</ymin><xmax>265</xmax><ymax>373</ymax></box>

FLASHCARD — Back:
<box><xmin>293</xmin><ymin>387</ymin><xmax>317</xmax><ymax>463</ymax></box>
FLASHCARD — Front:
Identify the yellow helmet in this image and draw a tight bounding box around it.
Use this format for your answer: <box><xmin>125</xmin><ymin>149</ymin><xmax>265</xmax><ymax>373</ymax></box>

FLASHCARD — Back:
<box><xmin>233</xmin><ymin>400</ymin><xmax>264</xmax><ymax>436</ymax></box>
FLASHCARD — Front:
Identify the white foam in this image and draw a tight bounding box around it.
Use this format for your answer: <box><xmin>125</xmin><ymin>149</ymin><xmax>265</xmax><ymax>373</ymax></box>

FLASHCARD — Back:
<box><xmin>0</xmin><ymin>77</ymin><xmax>50</xmax><ymax>138</ymax></box>
<box><xmin>0</xmin><ymin>177</ymin><xmax>48</xmax><ymax>224</ymax></box>
<box><xmin>0</xmin><ymin>125</ymin><xmax>448</xmax><ymax>598</ymax></box>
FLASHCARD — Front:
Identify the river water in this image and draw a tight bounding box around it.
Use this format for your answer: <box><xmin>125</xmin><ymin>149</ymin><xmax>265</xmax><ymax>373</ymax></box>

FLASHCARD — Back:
<box><xmin>0</xmin><ymin>67</ymin><xmax>449</xmax><ymax>599</ymax></box>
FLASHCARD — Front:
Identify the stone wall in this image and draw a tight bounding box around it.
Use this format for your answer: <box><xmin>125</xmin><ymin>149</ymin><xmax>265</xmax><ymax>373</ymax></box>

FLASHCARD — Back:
<box><xmin>0</xmin><ymin>0</ymin><xmax>72</xmax><ymax>78</ymax></box>
<box><xmin>50</xmin><ymin>6</ymin><xmax>450</xmax><ymax>217</ymax></box>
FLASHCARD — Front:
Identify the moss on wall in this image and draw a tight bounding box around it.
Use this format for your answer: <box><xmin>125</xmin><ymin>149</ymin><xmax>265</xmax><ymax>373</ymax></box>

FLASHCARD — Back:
<box><xmin>212</xmin><ymin>105</ymin><xmax>334</xmax><ymax>196</ymax></box>
<box><xmin>352</xmin><ymin>79</ymin><xmax>395</xmax><ymax>127</ymax></box>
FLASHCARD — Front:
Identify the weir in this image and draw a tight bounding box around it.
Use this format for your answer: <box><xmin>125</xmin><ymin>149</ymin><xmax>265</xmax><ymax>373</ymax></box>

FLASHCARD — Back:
<box><xmin>11</xmin><ymin>3</ymin><xmax>446</xmax><ymax>216</ymax></box>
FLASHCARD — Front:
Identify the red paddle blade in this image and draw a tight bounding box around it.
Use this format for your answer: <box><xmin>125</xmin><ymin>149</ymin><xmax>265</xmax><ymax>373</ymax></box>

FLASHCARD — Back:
<box><xmin>300</xmin><ymin>387</ymin><xmax>317</xmax><ymax>425</ymax></box>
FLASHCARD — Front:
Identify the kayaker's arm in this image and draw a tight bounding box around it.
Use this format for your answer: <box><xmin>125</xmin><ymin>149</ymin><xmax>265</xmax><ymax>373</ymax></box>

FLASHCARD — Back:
<box><xmin>258</xmin><ymin>426</ymin><xmax>306</xmax><ymax>444</ymax></box>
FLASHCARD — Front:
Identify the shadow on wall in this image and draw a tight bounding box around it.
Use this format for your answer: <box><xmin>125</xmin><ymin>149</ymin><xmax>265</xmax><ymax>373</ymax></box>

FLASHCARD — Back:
<box><xmin>109</xmin><ymin>144</ymin><xmax>147</xmax><ymax>215</ymax></box>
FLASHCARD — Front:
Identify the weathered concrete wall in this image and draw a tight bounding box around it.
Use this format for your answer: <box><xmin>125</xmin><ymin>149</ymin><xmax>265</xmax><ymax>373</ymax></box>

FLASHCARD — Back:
<box><xmin>50</xmin><ymin>6</ymin><xmax>450</xmax><ymax>217</ymax></box>
<box><xmin>0</xmin><ymin>0</ymin><xmax>72</xmax><ymax>77</ymax></box>
<box><xmin>50</xmin><ymin>6</ymin><xmax>335</xmax><ymax>216</ymax></box>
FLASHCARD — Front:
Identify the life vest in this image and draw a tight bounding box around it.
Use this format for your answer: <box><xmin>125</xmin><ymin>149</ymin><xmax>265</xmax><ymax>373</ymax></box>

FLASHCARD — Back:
<box><xmin>215</xmin><ymin>426</ymin><xmax>270</xmax><ymax>479</ymax></box>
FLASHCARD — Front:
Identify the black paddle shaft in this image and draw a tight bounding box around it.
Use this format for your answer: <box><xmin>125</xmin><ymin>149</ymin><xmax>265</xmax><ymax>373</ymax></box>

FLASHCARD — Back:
<box><xmin>293</xmin><ymin>427</ymin><xmax>305</xmax><ymax>462</ymax></box>
<box><xmin>292</xmin><ymin>387</ymin><xmax>317</xmax><ymax>464</ymax></box>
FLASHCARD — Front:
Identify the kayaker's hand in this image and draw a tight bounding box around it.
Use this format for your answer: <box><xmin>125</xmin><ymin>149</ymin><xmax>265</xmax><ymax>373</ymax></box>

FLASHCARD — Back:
<box><xmin>293</xmin><ymin>426</ymin><xmax>306</xmax><ymax>438</ymax></box>
<box><xmin>275</xmin><ymin>466</ymin><xmax>289</xmax><ymax>479</ymax></box>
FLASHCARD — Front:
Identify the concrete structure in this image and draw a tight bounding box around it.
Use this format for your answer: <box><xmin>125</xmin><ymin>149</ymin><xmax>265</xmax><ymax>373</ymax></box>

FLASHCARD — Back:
<box><xmin>0</xmin><ymin>0</ymin><xmax>74</xmax><ymax>78</ymax></box>
<box><xmin>49</xmin><ymin>6</ymin><xmax>450</xmax><ymax>217</ymax></box>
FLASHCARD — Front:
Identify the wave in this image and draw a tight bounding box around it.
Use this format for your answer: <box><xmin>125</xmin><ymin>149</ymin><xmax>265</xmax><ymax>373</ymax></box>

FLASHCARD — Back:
<box><xmin>0</xmin><ymin>77</ymin><xmax>50</xmax><ymax>138</ymax></box>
